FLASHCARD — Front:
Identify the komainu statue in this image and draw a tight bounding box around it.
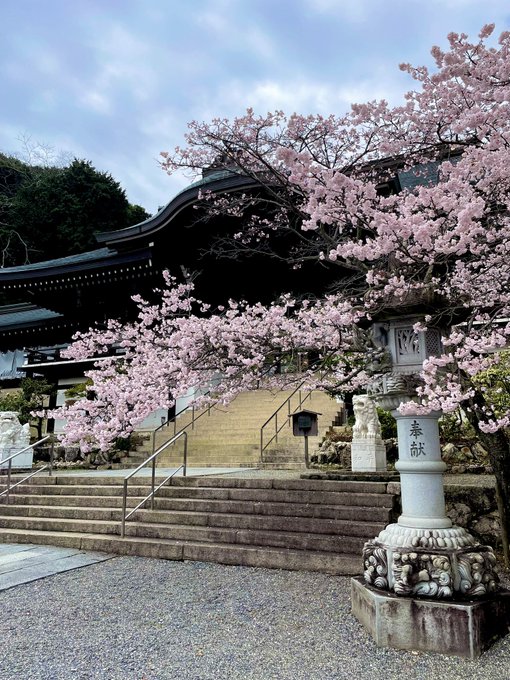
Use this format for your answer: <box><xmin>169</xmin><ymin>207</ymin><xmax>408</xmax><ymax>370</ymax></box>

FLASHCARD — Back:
<box><xmin>352</xmin><ymin>395</ymin><xmax>382</xmax><ymax>441</ymax></box>
<box><xmin>0</xmin><ymin>411</ymin><xmax>30</xmax><ymax>450</ymax></box>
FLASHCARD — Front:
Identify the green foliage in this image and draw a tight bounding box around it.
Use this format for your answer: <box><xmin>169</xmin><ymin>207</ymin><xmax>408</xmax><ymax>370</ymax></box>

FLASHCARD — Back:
<box><xmin>0</xmin><ymin>377</ymin><xmax>55</xmax><ymax>440</ymax></box>
<box><xmin>0</xmin><ymin>377</ymin><xmax>54</xmax><ymax>425</ymax></box>
<box><xmin>376</xmin><ymin>408</ymin><xmax>397</xmax><ymax>440</ymax></box>
<box><xmin>439</xmin><ymin>410</ymin><xmax>476</xmax><ymax>443</ymax></box>
<box><xmin>473</xmin><ymin>351</ymin><xmax>510</xmax><ymax>421</ymax></box>
<box><xmin>127</xmin><ymin>203</ymin><xmax>150</xmax><ymax>225</ymax></box>
<box><xmin>64</xmin><ymin>380</ymin><xmax>92</xmax><ymax>402</ymax></box>
<box><xmin>0</xmin><ymin>152</ymin><xmax>151</xmax><ymax>266</ymax></box>
<box><xmin>113</xmin><ymin>432</ymin><xmax>146</xmax><ymax>452</ymax></box>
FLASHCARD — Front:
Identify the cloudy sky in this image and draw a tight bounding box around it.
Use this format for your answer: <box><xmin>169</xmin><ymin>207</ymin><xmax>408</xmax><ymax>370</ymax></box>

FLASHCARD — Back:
<box><xmin>1</xmin><ymin>0</ymin><xmax>509</xmax><ymax>214</ymax></box>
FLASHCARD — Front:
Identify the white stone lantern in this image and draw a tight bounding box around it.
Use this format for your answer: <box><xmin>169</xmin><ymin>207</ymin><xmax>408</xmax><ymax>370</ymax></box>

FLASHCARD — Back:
<box><xmin>351</xmin><ymin>313</ymin><xmax>509</xmax><ymax>657</ymax></box>
<box><xmin>369</xmin><ymin>317</ymin><xmax>442</xmax><ymax>410</ymax></box>
<box><xmin>373</xmin><ymin>316</ymin><xmax>442</xmax><ymax>372</ymax></box>
<box><xmin>387</xmin><ymin>318</ymin><xmax>441</xmax><ymax>373</ymax></box>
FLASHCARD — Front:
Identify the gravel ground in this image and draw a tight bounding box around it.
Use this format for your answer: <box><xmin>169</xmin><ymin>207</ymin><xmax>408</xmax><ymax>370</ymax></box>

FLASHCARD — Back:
<box><xmin>1</xmin><ymin>557</ymin><xmax>509</xmax><ymax>680</ymax></box>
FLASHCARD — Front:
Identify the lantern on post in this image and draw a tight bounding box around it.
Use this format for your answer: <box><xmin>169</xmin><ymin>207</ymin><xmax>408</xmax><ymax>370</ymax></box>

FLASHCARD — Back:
<box><xmin>289</xmin><ymin>409</ymin><xmax>321</xmax><ymax>468</ymax></box>
<box><xmin>351</xmin><ymin>312</ymin><xmax>507</xmax><ymax>657</ymax></box>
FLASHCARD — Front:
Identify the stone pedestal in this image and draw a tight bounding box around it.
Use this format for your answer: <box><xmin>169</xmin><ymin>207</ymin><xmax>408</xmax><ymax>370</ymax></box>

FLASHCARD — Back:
<box><xmin>0</xmin><ymin>411</ymin><xmax>31</xmax><ymax>469</ymax></box>
<box><xmin>351</xmin><ymin>441</ymin><xmax>387</xmax><ymax>472</ymax></box>
<box><xmin>351</xmin><ymin>577</ymin><xmax>510</xmax><ymax>658</ymax></box>
<box><xmin>0</xmin><ymin>445</ymin><xmax>33</xmax><ymax>469</ymax></box>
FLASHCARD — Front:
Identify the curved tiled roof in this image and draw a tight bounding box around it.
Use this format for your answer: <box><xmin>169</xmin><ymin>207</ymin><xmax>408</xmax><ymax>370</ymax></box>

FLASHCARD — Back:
<box><xmin>0</xmin><ymin>245</ymin><xmax>152</xmax><ymax>282</ymax></box>
<box><xmin>0</xmin><ymin>248</ymin><xmax>113</xmax><ymax>275</ymax></box>
<box><xmin>96</xmin><ymin>169</ymin><xmax>259</xmax><ymax>246</ymax></box>
<box><xmin>0</xmin><ymin>303</ymin><xmax>62</xmax><ymax>328</ymax></box>
<box><xmin>0</xmin><ymin>169</ymin><xmax>256</xmax><ymax>282</ymax></box>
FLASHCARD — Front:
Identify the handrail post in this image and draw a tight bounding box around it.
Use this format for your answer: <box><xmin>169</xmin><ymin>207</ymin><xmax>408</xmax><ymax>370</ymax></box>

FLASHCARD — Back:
<box><xmin>121</xmin><ymin>479</ymin><xmax>128</xmax><ymax>537</ymax></box>
<box><xmin>260</xmin><ymin>427</ymin><xmax>264</xmax><ymax>459</ymax></box>
<box><xmin>49</xmin><ymin>439</ymin><xmax>55</xmax><ymax>477</ymax></box>
<box><xmin>275</xmin><ymin>412</ymin><xmax>278</xmax><ymax>443</ymax></box>
<box><xmin>183</xmin><ymin>432</ymin><xmax>187</xmax><ymax>477</ymax></box>
<box><xmin>151</xmin><ymin>457</ymin><xmax>156</xmax><ymax>511</ymax></box>
<box><xmin>191</xmin><ymin>405</ymin><xmax>195</xmax><ymax>430</ymax></box>
<box><xmin>6</xmin><ymin>459</ymin><xmax>11</xmax><ymax>505</ymax></box>
<box><xmin>0</xmin><ymin>435</ymin><xmax>51</xmax><ymax>503</ymax></box>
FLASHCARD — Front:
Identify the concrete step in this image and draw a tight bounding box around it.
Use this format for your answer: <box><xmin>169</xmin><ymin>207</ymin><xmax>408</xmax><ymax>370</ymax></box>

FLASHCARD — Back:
<box><xmin>0</xmin><ymin>527</ymin><xmax>361</xmax><ymax>575</ymax></box>
<box><xmin>1</xmin><ymin>489</ymin><xmax>393</xmax><ymax>520</ymax></box>
<box><xmin>0</xmin><ymin>504</ymin><xmax>387</xmax><ymax>538</ymax></box>
<box><xmin>0</xmin><ymin>473</ymin><xmax>393</xmax><ymax>575</ymax></box>
<box><xmin>1</xmin><ymin>475</ymin><xmax>390</xmax><ymax>491</ymax></box>
<box><xmin>0</xmin><ymin>492</ymin><xmax>393</xmax><ymax>522</ymax></box>
<box><xmin>0</xmin><ymin>504</ymin><xmax>122</xmax><ymax>522</ymax></box>
<box><xmin>1</xmin><ymin>494</ymin><xmax>141</xmax><ymax>508</ymax></box>
<box><xmin>2</xmin><ymin>484</ymin><xmax>146</xmax><ymax>497</ymax></box>
<box><xmin>154</xmin><ymin>487</ymin><xmax>394</xmax><ymax>507</ymax></box>
<box><xmin>258</xmin><ymin>463</ymin><xmax>307</xmax><ymax>470</ymax></box>
<box><xmin>150</xmin><ymin>497</ymin><xmax>393</xmax><ymax>522</ymax></box>
<box><xmin>133</xmin><ymin>510</ymin><xmax>385</xmax><ymax>538</ymax></box>
<box><xmin>123</xmin><ymin>521</ymin><xmax>371</xmax><ymax>553</ymax></box>
<box><xmin>0</xmin><ymin>515</ymin><xmax>121</xmax><ymax>535</ymax></box>
<box><xmin>3</xmin><ymin>483</ymin><xmax>393</xmax><ymax>507</ymax></box>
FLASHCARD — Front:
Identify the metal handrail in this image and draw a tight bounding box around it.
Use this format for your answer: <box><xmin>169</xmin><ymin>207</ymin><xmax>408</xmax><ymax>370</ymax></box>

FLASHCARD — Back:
<box><xmin>0</xmin><ymin>436</ymin><xmax>54</xmax><ymax>504</ymax></box>
<box><xmin>260</xmin><ymin>385</ymin><xmax>313</xmax><ymax>458</ymax></box>
<box><xmin>150</xmin><ymin>394</ymin><xmax>212</xmax><ymax>455</ymax></box>
<box><xmin>121</xmin><ymin>430</ymin><xmax>188</xmax><ymax>537</ymax></box>
<box><xmin>149</xmin><ymin>361</ymin><xmax>279</xmax><ymax>453</ymax></box>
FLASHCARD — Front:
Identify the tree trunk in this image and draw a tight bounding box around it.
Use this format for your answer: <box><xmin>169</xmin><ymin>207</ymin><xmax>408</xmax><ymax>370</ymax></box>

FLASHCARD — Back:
<box><xmin>465</xmin><ymin>394</ymin><xmax>510</xmax><ymax>568</ymax></box>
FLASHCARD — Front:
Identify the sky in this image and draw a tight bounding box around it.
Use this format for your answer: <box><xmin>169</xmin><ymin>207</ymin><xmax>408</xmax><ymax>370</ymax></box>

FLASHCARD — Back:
<box><xmin>1</xmin><ymin>0</ymin><xmax>510</xmax><ymax>215</ymax></box>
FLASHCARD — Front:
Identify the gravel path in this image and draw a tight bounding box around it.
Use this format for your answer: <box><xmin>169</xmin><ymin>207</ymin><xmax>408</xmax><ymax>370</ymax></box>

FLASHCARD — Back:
<box><xmin>1</xmin><ymin>557</ymin><xmax>509</xmax><ymax>680</ymax></box>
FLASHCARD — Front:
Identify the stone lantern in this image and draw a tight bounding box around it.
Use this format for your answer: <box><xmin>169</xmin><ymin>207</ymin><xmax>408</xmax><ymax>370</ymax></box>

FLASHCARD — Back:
<box><xmin>351</xmin><ymin>314</ymin><xmax>510</xmax><ymax>657</ymax></box>
<box><xmin>369</xmin><ymin>317</ymin><xmax>442</xmax><ymax>407</ymax></box>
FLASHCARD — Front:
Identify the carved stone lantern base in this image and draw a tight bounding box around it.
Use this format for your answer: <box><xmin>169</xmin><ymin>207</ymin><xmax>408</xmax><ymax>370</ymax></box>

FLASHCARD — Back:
<box><xmin>355</xmin><ymin>524</ymin><xmax>510</xmax><ymax>656</ymax></box>
<box><xmin>362</xmin><ymin>524</ymin><xmax>499</xmax><ymax>599</ymax></box>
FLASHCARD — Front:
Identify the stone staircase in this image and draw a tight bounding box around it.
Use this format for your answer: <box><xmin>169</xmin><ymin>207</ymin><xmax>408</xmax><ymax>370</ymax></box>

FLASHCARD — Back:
<box><xmin>131</xmin><ymin>390</ymin><xmax>344</xmax><ymax>470</ymax></box>
<box><xmin>0</xmin><ymin>474</ymin><xmax>395</xmax><ymax>575</ymax></box>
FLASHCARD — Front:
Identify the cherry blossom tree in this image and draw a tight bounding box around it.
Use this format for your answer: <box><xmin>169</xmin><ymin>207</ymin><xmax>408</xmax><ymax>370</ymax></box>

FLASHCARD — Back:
<box><xmin>53</xmin><ymin>25</ymin><xmax>510</xmax><ymax>563</ymax></box>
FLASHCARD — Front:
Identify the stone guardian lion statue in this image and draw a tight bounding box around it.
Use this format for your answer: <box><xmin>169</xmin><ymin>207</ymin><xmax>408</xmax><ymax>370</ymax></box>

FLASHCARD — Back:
<box><xmin>352</xmin><ymin>395</ymin><xmax>383</xmax><ymax>441</ymax></box>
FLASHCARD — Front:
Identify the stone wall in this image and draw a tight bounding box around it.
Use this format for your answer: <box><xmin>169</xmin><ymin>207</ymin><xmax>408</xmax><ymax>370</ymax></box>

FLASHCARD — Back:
<box><xmin>387</xmin><ymin>480</ymin><xmax>500</xmax><ymax>549</ymax></box>
<box><xmin>445</xmin><ymin>484</ymin><xmax>500</xmax><ymax>548</ymax></box>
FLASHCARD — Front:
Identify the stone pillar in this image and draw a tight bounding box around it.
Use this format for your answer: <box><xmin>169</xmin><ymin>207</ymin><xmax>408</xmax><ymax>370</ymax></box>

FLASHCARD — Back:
<box><xmin>352</xmin><ymin>316</ymin><xmax>510</xmax><ymax>655</ymax></box>
<box><xmin>362</xmin><ymin>409</ymin><xmax>499</xmax><ymax>598</ymax></box>
<box><xmin>394</xmin><ymin>412</ymin><xmax>451</xmax><ymax>529</ymax></box>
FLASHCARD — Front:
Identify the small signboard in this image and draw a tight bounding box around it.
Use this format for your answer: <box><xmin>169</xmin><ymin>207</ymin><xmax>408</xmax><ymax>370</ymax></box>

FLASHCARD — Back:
<box><xmin>290</xmin><ymin>409</ymin><xmax>321</xmax><ymax>437</ymax></box>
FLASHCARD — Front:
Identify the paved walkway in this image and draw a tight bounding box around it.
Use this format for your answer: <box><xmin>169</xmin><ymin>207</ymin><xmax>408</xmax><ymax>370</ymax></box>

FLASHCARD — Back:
<box><xmin>3</xmin><ymin>466</ymin><xmax>249</xmax><ymax>480</ymax></box>
<box><xmin>0</xmin><ymin>543</ymin><xmax>113</xmax><ymax>591</ymax></box>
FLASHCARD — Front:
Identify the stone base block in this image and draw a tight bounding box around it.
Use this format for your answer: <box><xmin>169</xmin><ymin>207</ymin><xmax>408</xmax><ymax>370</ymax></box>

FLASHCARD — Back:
<box><xmin>0</xmin><ymin>446</ymin><xmax>33</xmax><ymax>470</ymax></box>
<box><xmin>351</xmin><ymin>441</ymin><xmax>387</xmax><ymax>472</ymax></box>
<box><xmin>351</xmin><ymin>576</ymin><xmax>510</xmax><ymax>658</ymax></box>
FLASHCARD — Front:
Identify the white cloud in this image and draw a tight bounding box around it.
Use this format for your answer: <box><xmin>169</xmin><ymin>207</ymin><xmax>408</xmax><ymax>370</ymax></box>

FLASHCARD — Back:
<box><xmin>194</xmin><ymin>68</ymin><xmax>409</xmax><ymax>122</ymax></box>
<box><xmin>304</xmin><ymin>0</ymin><xmax>370</xmax><ymax>22</ymax></box>
<box><xmin>79</xmin><ymin>90</ymin><xmax>113</xmax><ymax>115</ymax></box>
